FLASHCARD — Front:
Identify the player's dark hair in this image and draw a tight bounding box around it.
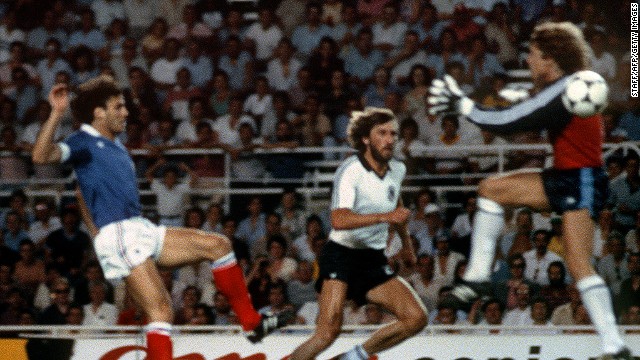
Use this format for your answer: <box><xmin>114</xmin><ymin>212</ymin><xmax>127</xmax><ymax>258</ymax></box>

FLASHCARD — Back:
<box><xmin>347</xmin><ymin>107</ymin><xmax>397</xmax><ymax>152</ymax></box>
<box><xmin>70</xmin><ymin>75</ymin><xmax>122</xmax><ymax>124</ymax></box>
<box><xmin>530</xmin><ymin>22</ymin><xmax>591</xmax><ymax>74</ymax></box>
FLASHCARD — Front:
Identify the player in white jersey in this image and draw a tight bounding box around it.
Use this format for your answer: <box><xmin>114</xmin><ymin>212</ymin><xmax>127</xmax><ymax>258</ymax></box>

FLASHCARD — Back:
<box><xmin>286</xmin><ymin>108</ymin><xmax>427</xmax><ymax>360</ymax></box>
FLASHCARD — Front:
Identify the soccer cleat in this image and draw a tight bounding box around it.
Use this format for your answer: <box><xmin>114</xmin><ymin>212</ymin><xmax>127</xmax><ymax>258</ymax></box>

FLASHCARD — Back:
<box><xmin>245</xmin><ymin>310</ymin><xmax>294</xmax><ymax>344</ymax></box>
<box><xmin>442</xmin><ymin>281</ymin><xmax>492</xmax><ymax>312</ymax></box>
<box><xmin>601</xmin><ymin>347</ymin><xmax>633</xmax><ymax>360</ymax></box>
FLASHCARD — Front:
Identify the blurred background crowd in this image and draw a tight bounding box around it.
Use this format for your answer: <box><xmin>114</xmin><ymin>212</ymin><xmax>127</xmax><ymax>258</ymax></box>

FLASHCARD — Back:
<box><xmin>0</xmin><ymin>0</ymin><xmax>638</xmax><ymax>332</ymax></box>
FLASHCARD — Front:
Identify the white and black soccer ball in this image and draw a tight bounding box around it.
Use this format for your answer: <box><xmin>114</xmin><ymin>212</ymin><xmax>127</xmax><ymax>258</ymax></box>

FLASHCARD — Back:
<box><xmin>561</xmin><ymin>70</ymin><xmax>608</xmax><ymax>117</ymax></box>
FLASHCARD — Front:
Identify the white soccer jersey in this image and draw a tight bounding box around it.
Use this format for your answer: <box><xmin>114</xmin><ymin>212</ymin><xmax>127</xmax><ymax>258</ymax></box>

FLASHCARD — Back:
<box><xmin>329</xmin><ymin>154</ymin><xmax>406</xmax><ymax>250</ymax></box>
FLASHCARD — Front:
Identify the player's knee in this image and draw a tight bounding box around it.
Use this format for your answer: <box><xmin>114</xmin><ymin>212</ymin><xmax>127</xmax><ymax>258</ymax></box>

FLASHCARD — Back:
<box><xmin>201</xmin><ymin>233</ymin><xmax>232</xmax><ymax>260</ymax></box>
<box><xmin>401</xmin><ymin>307</ymin><xmax>427</xmax><ymax>334</ymax></box>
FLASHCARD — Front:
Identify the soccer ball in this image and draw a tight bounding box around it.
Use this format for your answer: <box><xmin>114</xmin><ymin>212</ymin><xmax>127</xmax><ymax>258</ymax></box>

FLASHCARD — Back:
<box><xmin>561</xmin><ymin>70</ymin><xmax>608</xmax><ymax>117</ymax></box>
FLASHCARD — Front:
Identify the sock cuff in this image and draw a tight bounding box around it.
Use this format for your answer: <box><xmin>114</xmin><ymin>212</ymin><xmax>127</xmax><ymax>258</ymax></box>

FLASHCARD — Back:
<box><xmin>211</xmin><ymin>252</ymin><xmax>237</xmax><ymax>270</ymax></box>
<box><xmin>146</xmin><ymin>322</ymin><xmax>172</xmax><ymax>335</ymax></box>
<box><xmin>477</xmin><ymin>197</ymin><xmax>504</xmax><ymax>215</ymax></box>
<box><xmin>576</xmin><ymin>274</ymin><xmax>606</xmax><ymax>292</ymax></box>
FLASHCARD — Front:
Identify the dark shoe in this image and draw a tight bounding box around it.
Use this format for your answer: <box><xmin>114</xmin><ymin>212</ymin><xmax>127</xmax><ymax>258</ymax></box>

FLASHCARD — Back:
<box><xmin>442</xmin><ymin>281</ymin><xmax>492</xmax><ymax>312</ymax></box>
<box><xmin>602</xmin><ymin>347</ymin><xmax>633</xmax><ymax>360</ymax></box>
<box><xmin>246</xmin><ymin>310</ymin><xmax>294</xmax><ymax>344</ymax></box>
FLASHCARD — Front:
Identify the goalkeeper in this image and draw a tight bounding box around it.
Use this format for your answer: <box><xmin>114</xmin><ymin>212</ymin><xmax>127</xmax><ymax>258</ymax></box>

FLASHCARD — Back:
<box><xmin>428</xmin><ymin>21</ymin><xmax>632</xmax><ymax>360</ymax></box>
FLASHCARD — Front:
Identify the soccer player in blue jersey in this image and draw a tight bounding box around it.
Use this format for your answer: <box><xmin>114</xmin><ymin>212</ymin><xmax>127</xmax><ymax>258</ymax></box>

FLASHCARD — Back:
<box><xmin>32</xmin><ymin>76</ymin><xmax>290</xmax><ymax>360</ymax></box>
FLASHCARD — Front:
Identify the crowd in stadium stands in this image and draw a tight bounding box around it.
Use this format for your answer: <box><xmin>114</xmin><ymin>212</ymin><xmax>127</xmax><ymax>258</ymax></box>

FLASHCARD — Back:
<box><xmin>0</xmin><ymin>0</ymin><xmax>639</xmax><ymax>332</ymax></box>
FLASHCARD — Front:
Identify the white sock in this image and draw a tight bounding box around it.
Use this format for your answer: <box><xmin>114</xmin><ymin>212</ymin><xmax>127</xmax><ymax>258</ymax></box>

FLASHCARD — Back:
<box><xmin>340</xmin><ymin>345</ymin><xmax>369</xmax><ymax>360</ymax></box>
<box><xmin>463</xmin><ymin>197</ymin><xmax>505</xmax><ymax>282</ymax></box>
<box><xmin>576</xmin><ymin>275</ymin><xmax>626</xmax><ymax>354</ymax></box>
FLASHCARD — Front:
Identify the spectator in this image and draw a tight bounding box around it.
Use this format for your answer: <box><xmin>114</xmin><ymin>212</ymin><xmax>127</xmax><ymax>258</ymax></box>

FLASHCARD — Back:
<box><xmin>465</xmin><ymin>35</ymin><xmax>507</xmax><ymax>89</ymax></box>
<box><xmin>550</xmin><ymin>284</ymin><xmax>581</xmax><ymax>325</ymax></box>
<box><xmin>523</xmin><ymin>229</ymin><xmax>564</xmax><ymax>286</ymax></box>
<box><xmin>402</xmin><ymin>64</ymin><xmax>431</xmax><ymax>119</ymax></box>
<box><xmin>288</xmin><ymin>67</ymin><xmax>314</xmax><ymax>112</ymax></box>
<box><xmin>150</xmin><ymin>38</ymin><xmax>184</xmax><ymax>91</ymax></box>
<box><xmin>266</xmin><ymin>234</ymin><xmax>298</xmax><ymax>282</ymax></box>
<box><xmin>167</xmin><ymin>4</ymin><xmax>213</xmax><ymax>42</ymax></box>
<box><xmin>425</xmin><ymin>29</ymin><xmax>466</xmax><ymax>79</ymax></box>
<box><xmin>244</xmin><ymin>7</ymin><xmax>283</xmax><ymax>69</ymax></box>
<box><xmin>246</xmin><ymin>255</ymin><xmax>275</xmax><ymax>310</ymax></box>
<box><xmin>243</xmin><ymin>76</ymin><xmax>273</xmax><ymax>126</ymax></box>
<box><xmin>286</xmin><ymin>261</ymin><xmax>317</xmax><ymax>311</ymax></box>
<box><xmin>33</xmin><ymin>265</ymin><xmax>64</xmax><ymax>312</ymax></box>
<box><xmin>266</xmin><ymin>38</ymin><xmax>303</xmax><ymax>92</ymax></box>
<box><xmin>258</xmin><ymin>282</ymin><xmax>295</xmax><ymax>317</ymax></box>
<box><xmin>252</xmin><ymin>213</ymin><xmax>287</xmax><ymax>259</ymax></box>
<box><xmin>275</xmin><ymin>190</ymin><xmax>306</xmax><ymax>242</ymax></box>
<box><xmin>122</xmin><ymin>66</ymin><xmax>160</xmax><ymax>124</ymax></box>
<box><xmin>333</xmin><ymin>4</ymin><xmax>362</xmax><ymax>49</ymax></box>
<box><xmin>183</xmin><ymin>40</ymin><xmax>212</xmax><ymax>90</ymax></box>
<box><xmin>501</xmin><ymin>208</ymin><xmax>534</xmax><ymax>258</ymax></box>
<box><xmin>67</xmin><ymin>9</ymin><xmax>107</xmax><ymax>54</ymax></box>
<box><xmin>163</xmin><ymin>67</ymin><xmax>203</xmax><ymax>122</ymax></box>
<box><xmin>73</xmin><ymin>261</ymin><xmax>114</xmax><ymax>307</ymax></box>
<box><xmin>199</xmin><ymin>0</ymin><xmax>227</xmax><ymax>31</ymax></box>
<box><xmin>291</xmin><ymin>93</ymin><xmax>333</xmax><ymax>148</ymax></box>
<box><xmin>608</xmin><ymin>153</ymin><xmax>640</xmax><ymax>233</ymax></box>
<box><xmin>91</xmin><ymin>0</ymin><xmax>126</xmax><ymax>31</ymax></box>
<box><xmin>291</xmin><ymin>3</ymin><xmax>332</xmax><ymax>59</ymax></box>
<box><xmin>39</xmin><ymin>277</ymin><xmax>71</xmax><ymax>324</ymax></box>
<box><xmin>28</xmin><ymin>199</ymin><xmax>61</xmax><ymax>247</ymax></box>
<box><xmin>446</xmin><ymin>4</ymin><xmax>482</xmax><ymax>50</ymax></box>
<box><xmin>123</xmin><ymin>0</ymin><xmax>157</xmax><ymax>40</ymax></box>
<box><xmin>174</xmin><ymin>285</ymin><xmax>201</xmax><ymax>325</ymax></box>
<box><xmin>2</xmin><ymin>212</ymin><xmax>30</xmax><ymax>253</ymax></box>
<box><xmin>617</xmin><ymin>252</ymin><xmax>640</xmax><ymax>315</ymax></box>
<box><xmin>0</xmin><ymin>10</ymin><xmax>25</xmax><ymax>63</ymax></box>
<box><xmin>208</xmin><ymin>71</ymin><xmax>232</xmax><ymax>118</ymax></box>
<box><xmin>159</xmin><ymin>0</ymin><xmax>192</xmax><ymax>27</ymax></box>
<box><xmin>219</xmin><ymin>215</ymin><xmax>250</xmax><ymax>270</ymax></box>
<box><xmin>0</xmin><ymin>190</ymin><xmax>32</xmax><ymax>229</ymax></box>
<box><xmin>468</xmin><ymin>298</ymin><xmax>504</xmax><ymax>333</ymax></box>
<box><xmin>384</xmin><ymin>31</ymin><xmax>427</xmax><ymax>85</ymax></box>
<box><xmin>4</xmin><ymin>67</ymin><xmax>38</xmax><ymax>124</ymax></box>
<box><xmin>321</xmin><ymin>69</ymin><xmax>355</xmax><ymax>124</ymax></box>
<box><xmin>45</xmin><ymin>208</ymin><xmax>91</xmax><ymax>276</ymax></box>
<box><xmin>26</xmin><ymin>10</ymin><xmax>67</xmax><ymax>60</ymax></box>
<box><xmin>216</xmin><ymin>7</ymin><xmax>245</xmax><ymax>45</ymax></box>
<box><xmin>175</xmin><ymin>97</ymin><xmax>214</xmax><ymax>144</ymax></box>
<box><xmin>493</xmin><ymin>253</ymin><xmax>539</xmax><ymax>310</ymax></box>
<box><xmin>408</xmin><ymin>254</ymin><xmax>443</xmax><ymax>313</ymax></box>
<box><xmin>291</xmin><ymin>214</ymin><xmax>325</xmax><ymax>263</ymax></box>
<box><xmin>82</xmin><ymin>281</ymin><xmax>117</xmax><ymax>326</ymax></box>
<box><xmin>202</xmin><ymin>203</ymin><xmax>223</xmax><ymax>233</ymax></box>
<box><xmin>432</xmin><ymin>235</ymin><xmax>466</xmax><ymax>286</ymax></box>
<box><xmin>217</xmin><ymin>35</ymin><xmax>253</xmax><ymax>91</ymax></box>
<box><xmin>342</xmin><ymin>27</ymin><xmax>385</xmax><ymax>87</ymax></box>
<box><xmin>371</xmin><ymin>3</ymin><xmax>407</xmax><ymax>52</ymax></box>
<box><xmin>306</xmin><ymin>36</ymin><xmax>344</xmax><ymax>93</ymax></box>
<box><xmin>625</xmin><ymin>211</ymin><xmax>640</xmax><ymax>253</ymax></box>
<box><xmin>502</xmin><ymin>282</ymin><xmax>533</xmax><ymax>326</ymax></box>
<box><xmin>539</xmin><ymin>261</ymin><xmax>571</xmax><ymax>312</ymax></box>
<box><xmin>236</xmin><ymin>196</ymin><xmax>267</xmax><ymax>251</ymax></box>
<box><xmin>69</xmin><ymin>46</ymin><xmax>99</xmax><ymax>86</ymax></box>
<box><xmin>0</xmin><ymin>126</ymin><xmax>28</xmax><ymax>189</ymax></box>
<box><xmin>227</xmin><ymin>122</ymin><xmax>266</xmax><ymax>180</ymax></box>
<box><xmin>36</xmin><ymin>39</ymin><xmax>73</xmax><ymax>98</ymax></box>
<box><xmin>261</xmin><ymin>91</ymin><xmax>296</xmax><ymax>141</ymax></box>
<box><xmin>597</xmin><ymin>235</ymin><xmax>630</xmax><ymax>297</ymax></box>
<box><xmin>621</xmin><ymin>304</ymin><xmax>640</xmax><ymax>326</ymax></box>
<box><xmin>141</xmin><ymin>18</ymin><xmax>168</xmax><ymax>64</ymax></box>
<box><xmin>212</xmin><ymin>95</ymin><xmax>257</xmax><ymax>146</ymax></box>
<box><xmin>357</xmin><ymin>0</ymin><xmax>393</xmax><ymax>23</ymax></box>
<box><xmin>361</xmin><ymin>66</ymin><xmax>397</xmax><ymax>108</ymax></box>
<box><xmin>411</xmin><ymin>4</ymin><xmax>447</xmax><ymax>50</ymax></box>
<box><xmin>110</xmin><ymin>38</ymin><xmax>148</xmax><ymax>90</ymax></box>
<box><xmin>484</xmin><ymin>3</ymin><xmax>519</xmax><ymax>68</ymax></box>
<box><xmin>0</xmin><ymin>287</ymin><xmax>27</xmax><ymax>325</ymax></box>
<box><xmin>394</xmin><ymin>118</ymin><xmax>427</xmax><ymax>175</ymax></box>
<box><xmin>146</xmin><ymin>159</ymin><xmax>196</xmax><ymax>227</ymax></box>
<box><xmin>211</xmin><ymin>292</ymin><xmax>237</xmax><ymax>325</ymax></box>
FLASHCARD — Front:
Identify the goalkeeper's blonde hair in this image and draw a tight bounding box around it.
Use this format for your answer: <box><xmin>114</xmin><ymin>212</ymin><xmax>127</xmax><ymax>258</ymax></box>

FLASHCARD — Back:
<box><xmin>346</xmin><ymin>107</ymin><xmax>398</xmax><ymax>152</ymax></box>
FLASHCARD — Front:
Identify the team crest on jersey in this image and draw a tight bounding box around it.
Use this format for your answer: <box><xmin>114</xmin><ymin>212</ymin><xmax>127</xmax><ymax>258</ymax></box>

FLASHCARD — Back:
<box><xmin>388</xmin><ymin>186</ymin><xmax>396</xmax><ymax>201</ymax></box>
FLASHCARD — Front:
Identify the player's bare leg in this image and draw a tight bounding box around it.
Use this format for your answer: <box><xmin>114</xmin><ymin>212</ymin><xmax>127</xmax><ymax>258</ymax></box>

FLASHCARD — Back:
<box><xmin>359</xmin><ymin>278</ymin><xmax>427</xmax><ymax>355</ymax></box>
<box><xmin>159</xmin><ymin>227</ymin><xmax>292</xmax><ymax>341</ymax></box>
<box><xmin>125</xmin><ymin>259</ymin><xmax>173</xmax><ymax>360</ymax></box>
<box><xmin>289</xmin><ymin>280</ymin><xmax>348</xmax><ymax>360</ymax></box>
<box><xmin>562</xmin><ymin>209</ymin><xmax>628</xmax><ymax>358</ymax></box>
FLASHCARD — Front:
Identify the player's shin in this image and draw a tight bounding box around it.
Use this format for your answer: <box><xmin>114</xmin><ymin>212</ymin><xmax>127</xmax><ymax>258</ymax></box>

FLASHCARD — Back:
<box><xmin>463</xmin><ymin>197</ymin><xmax>505</xmax><ymax>282</ymax></box>
<box><xmin>211</xmin><ymin>253</ymin><xmax>261</xmax><ymax>331</ymax></box>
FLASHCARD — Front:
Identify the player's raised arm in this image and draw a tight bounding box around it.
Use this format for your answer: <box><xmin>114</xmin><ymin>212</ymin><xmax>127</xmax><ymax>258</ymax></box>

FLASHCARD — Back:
<box><xmin>32</xmin><ymin>84</ymin><xmax>69</xmax><ymax>164</ymax></box>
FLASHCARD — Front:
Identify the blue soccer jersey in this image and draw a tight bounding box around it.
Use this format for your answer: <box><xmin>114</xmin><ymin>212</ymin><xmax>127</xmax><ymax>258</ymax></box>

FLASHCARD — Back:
<box><xmin>59</xmin><ymin>124</ymin><xmax>141</xmax><ymax>228</ymax></box>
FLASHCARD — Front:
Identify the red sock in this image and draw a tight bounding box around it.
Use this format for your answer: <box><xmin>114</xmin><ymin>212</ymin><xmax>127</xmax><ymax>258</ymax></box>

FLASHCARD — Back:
<box><xmin>211</xmin><ymin>254</ymin><xmax>261</xmax><ymax>331</ymax></box>
<box><xmin>146</xmin><ymin>322</ymin><xmax>172</xmax><ymax>360</ymax></box>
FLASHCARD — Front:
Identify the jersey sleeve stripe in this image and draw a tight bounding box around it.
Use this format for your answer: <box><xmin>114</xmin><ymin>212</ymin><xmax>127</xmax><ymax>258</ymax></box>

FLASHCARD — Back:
<box><xmin>58</xmin><ymin>142</ymin><xmax>71</xmax><ymax>162</ymax></box>
<box><xmin>468</xmin><ymin>77</ymin><xmax>568</xmax><ymax>126</ymax></box>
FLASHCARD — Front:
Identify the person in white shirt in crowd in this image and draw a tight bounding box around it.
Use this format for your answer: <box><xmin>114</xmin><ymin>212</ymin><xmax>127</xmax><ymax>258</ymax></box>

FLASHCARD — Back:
<box><xmin>123</xmin><ymin>0</ymin><xmax>157</xmax><ymax>40</ymax></box>
<box><xmin>266</xmin><ymin>38</ymin><xmax>303</xmax><ymax>92</ymax></box>
<box><xmin>28</xmin><ymin>199</ymin><xmax>62</xmax><ymax>248</ymax></box>
<box><xmin>91</xmin><ymin>0</ymin><xmax>126</xmax><ymax>31</ymax></box>
<box><xmin>502</xmin><ymin>282</ymin><xmax>533</xmax><ymax>326</ymax></box>
<box><xmin>243</xmin><ymin>76</ymin><xmax>273</xmax><ymax>127</ymax></box>
<box><xmin>588</xmin><ymin>30</ymin><xmax>616</xmax><ymax>81</ymax></box>
<box><xmin>175</xmin><ymin>97</ymin><xmax>215</xmax><ymax>145</ymax></box>
<box><xmin>287</xmin><ymin>260</ymin><xmax>318</xmax><ymax>311</ymax></box>
<box><xmin>226</xmin><ymin>122</ymin><xmax>266</xmax><ymax>180</ymax></box>
<box><xmin>597</xmin><ymin>234</ymin><xmax>630</xmax><ymax>297</ymax></box>
<box><xmin>82</xmin><ymin>281</ymin><xmax>118</xmax><ymax>326</ymax></box>
<box><xmin>393</xmin><ymin>117</ymin><xmax>428</xmax><ymax>174</ymax></box>
<box><xmin>0</xmin><ymin>10</ymin><xmax>25</xmax><ymax>63</ymax></box>
<box><xmin>292</xmin><ymin>214</ymin><xmax>326</xmax><ymax>263</ymax></box>
<box><xmin>276</xmin><ymin>189</ymin><xmax>307</xmax><ymax>242</ymax></box>
<box><xmin>433</xmin><ymin>234</ymin><xmax>466</xmax><ymax>286</ymax></box>
<box><xmin>212</xmin><ymin>96</ymin><xmax>257</xmax><ymax>146</ymax></box>
<box><xmin>384</xmin><ymin>31</ymin><xmax>427</xmax><ymax>85</ymax></box>
<box><xmin>408</xmin><ymin>254</ymin><xmax>444</xmax><ymax>314</ymax></box>
<box><xmin>244</xmin><ymin>7</ymin><xmax>283</xmax><ymax>69</ymax></box>
<box><xmin>201</xmin><ymin>203</ymin><xmax>224</xmax><ymax>233</ymax></box>
<box><xmin>523</xmin><ymin>229</ymin><xmax>564</xmax><ymax>286</ymax></box>
<box><xmin>150</xmin><ymin>38</ymin><xmax>185</xmax><ymax>92</ymax></box>
<box><xmin>145</xmin><ymin>159</ymin><xmax>197</xmax><ymax>227</ymax></box>
<box><xmin>372</xmin><ymin>3</ymin><xmax>408</xmax><ymax>52</ymax></box>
